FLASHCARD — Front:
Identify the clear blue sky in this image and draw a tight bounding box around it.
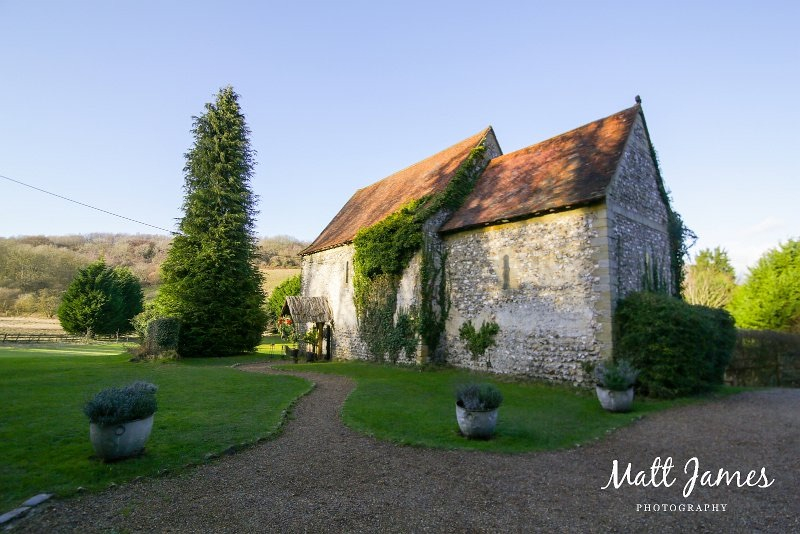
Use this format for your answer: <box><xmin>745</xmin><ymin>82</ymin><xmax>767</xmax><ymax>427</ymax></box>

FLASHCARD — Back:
<box><xmin>1</xmin><ymin>0</ymin><xmax>797</xmax><ymax>276</ymax></box>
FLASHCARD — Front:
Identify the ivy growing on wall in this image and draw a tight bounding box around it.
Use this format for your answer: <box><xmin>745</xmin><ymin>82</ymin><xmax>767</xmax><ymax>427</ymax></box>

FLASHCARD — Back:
<box><xmin>416</xmin><ymin>145</ymin><xmax>487</xmax><ymax>220</ymax></box>
<box><xmin>458</xmin><ymin>319</ymin><xmax>500</xmax><ymax>359</ymax></box>
<box><xmin>639</xmin><ymin>113</ymin><xmax>696</xmax><ymax>298</ymax></box>
<box><xmin>641</xmin><ymin>253</ymin><xmax>668</xmax><ymax>294</ymax></box>
<box><xmin>351</xmin><ymin>143</ymin><xmax>489</xmax><ymax>362</ymax></box>
<box><xmin>357</xmin><ymin>274</ymin><xmax>418</xmax><ymax>363</ymax></box>
<box><xmin>418</xmin><ymin>244</ymin><xmax>450</xmax><ymax>361</ymax></box>
<box><xmin>353</xmin><ymin>200</ymin><xmax>423</xmax><ymax>290</ymax></box>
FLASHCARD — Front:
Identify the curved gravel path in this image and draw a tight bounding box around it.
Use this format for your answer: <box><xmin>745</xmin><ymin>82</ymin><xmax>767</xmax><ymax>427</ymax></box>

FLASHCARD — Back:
<box><xmin>15</xmin><ymin>363</ymin><xmax>800</xmax><ymax>533</ymax></box>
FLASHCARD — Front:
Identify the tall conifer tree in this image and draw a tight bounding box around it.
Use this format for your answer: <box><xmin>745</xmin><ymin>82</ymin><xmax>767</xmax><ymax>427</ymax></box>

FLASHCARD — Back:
<box><xmin>157</xmin><ymin>86</ymin><xmax>267</xmax><ymax>356</ymax></box>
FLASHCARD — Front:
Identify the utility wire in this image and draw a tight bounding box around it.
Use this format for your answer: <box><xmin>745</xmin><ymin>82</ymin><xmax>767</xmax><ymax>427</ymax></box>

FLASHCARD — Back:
<box><xmin>1</xmin><ymin>173</ymin><xmax>178</xmax><ymax>235</ymax></box>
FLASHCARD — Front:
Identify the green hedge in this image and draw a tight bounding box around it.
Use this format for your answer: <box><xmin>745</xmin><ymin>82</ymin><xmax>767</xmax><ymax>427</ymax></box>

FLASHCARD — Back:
<box><xmin>727</xmin><ymin>330</ymin><xmax>800</xmax><ymax>387</ymax></box>
<box><xmin>613</xmin><ymin>292</ymin><xmax>736</xmax><ymax>398</ymax></box>
<box><xmin>145</xmin><ymin>317</ymin><xmax>181</xmax><ymax>354</ymax></box>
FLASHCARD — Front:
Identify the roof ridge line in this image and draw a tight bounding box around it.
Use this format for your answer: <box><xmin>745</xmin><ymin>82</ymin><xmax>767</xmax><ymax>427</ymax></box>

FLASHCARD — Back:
<box><xmin>353</xmin><ymin>126</ymin><xmax>492</xmax><ymax>193</ymax></box>
<box><xmin>498</xmin><ymin>104</ymin><xmax>640</xmax><ymax>163</ymax></box>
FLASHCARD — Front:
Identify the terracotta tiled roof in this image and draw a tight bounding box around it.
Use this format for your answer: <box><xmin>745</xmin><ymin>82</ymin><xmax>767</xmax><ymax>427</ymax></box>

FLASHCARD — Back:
<box><xmin>301</xmin><ymin>127</ymin><xmax>492</xmax><ymax>255</ymax></box>
<box><xmin>440</xmin><ymin>105</ymin><xmax>641</xmax><ymax>233</ymax></box>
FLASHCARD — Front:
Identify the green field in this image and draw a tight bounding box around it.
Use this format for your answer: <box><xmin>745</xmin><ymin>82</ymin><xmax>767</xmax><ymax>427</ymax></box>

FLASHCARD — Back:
<box><xmin>261</xmin><ymin>268</ymin><xmax>301</xmax><ymax>297</ymax></box>
<box><xmin>0</xmin><ymin>344</ymin><xmax>310</xmax><ymax>511</ymax></box>
<box><xmin>283</xmin><ymin>361</ymin><xmax>738</xmax><ymax>453</ymax></box>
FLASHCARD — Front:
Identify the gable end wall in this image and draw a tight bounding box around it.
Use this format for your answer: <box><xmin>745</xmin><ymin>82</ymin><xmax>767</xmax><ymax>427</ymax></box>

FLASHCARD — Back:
<box><xmin>605</xmin><ymin>114</ymin><xmax>672</xmax><ymax>305</ymax></box>
<box><xmin>301</xmin><ymin>244</ymin><xmax>368</xmax><ymax>359</ymax></box>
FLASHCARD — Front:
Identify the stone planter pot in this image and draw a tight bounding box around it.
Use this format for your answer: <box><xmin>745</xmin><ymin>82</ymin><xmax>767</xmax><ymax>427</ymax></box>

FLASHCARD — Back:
<box><xmin>456</xmin><ymin>401</ymin><xmax>498</xmax><ymax>439</ymax></box>
<box><xmin>89</xmin><ymin>415</ymin><xmax>154</xmax><ymax>461</ymax></box>
<box><xmin>596</xmin><ymin>386</ymin><xmax>634</xmax><ymax>413</ymax></box>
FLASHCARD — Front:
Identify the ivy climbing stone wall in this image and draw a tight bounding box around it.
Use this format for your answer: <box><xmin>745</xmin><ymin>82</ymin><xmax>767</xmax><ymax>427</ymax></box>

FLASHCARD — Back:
<box><xmin>300</xmin><ymin>244</ymin><xmax>421</xmax><ymax>363</ymax></box>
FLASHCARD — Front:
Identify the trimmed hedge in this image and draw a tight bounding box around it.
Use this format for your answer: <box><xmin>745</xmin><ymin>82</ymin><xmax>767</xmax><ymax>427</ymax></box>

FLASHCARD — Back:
<box><xmin>727</xmin><ymin>330</ymin><xmax>800</xmax><ymax>387</ymax></box>
<box><xmin>144</xmin><ymin>317</ymin><xmax>181</xmax><ymax>355</ymax></box>
<box><xmin>613</xmin><ymin>292</ymin><xmax>736</xmax><ymax>398</ymax></box>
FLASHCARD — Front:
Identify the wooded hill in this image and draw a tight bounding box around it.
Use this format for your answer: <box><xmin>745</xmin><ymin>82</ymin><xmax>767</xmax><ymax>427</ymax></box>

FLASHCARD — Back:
<box><xmin>0</xmin><ymin>234</ymin><xmax>307</xmax><ymax>316</ymax></box>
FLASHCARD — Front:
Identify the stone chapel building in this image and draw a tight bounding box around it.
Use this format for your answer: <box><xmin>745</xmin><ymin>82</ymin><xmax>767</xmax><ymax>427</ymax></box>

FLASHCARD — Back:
<box><xmin>298</xmin><ymin>100</ymin><xmax>673</xmax><ymax>384</ymax></box>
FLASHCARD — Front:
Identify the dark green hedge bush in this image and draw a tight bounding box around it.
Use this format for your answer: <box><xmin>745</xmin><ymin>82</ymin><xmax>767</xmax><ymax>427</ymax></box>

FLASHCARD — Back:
<box><xmin>613</xmin><ymin>292</ymin><xmax>736</xmax><ymax>398</ymax></box>
<box><xmin>728</xmin><ymin>330</ymin><xmax>800</xmax><ymax>387</ymax></box>
<box><xmin>146</xmin><ymin>317</ymin><xmax>181</xmax><ymax>352</ymax></box>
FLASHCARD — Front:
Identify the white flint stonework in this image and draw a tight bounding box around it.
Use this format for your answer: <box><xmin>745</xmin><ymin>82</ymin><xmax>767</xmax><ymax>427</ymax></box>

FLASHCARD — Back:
<box><xmin>443</xmin><ymin>208</ymin><xmax>603</xmax><ymax>383</ymax></box>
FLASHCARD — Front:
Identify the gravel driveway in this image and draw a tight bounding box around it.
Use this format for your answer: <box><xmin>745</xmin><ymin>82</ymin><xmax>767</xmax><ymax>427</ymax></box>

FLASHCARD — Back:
<box><xmin>13</xmin><ymin>363</ymin><xmax>800</xmax><ymax>533</ymax></box>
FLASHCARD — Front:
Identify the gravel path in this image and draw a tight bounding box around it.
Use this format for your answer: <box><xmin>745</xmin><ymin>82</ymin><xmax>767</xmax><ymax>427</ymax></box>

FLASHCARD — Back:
<box><xmin>14</xmin><ymin>363</ymin><xmax>800</xmax><ymax>533</ymax></box>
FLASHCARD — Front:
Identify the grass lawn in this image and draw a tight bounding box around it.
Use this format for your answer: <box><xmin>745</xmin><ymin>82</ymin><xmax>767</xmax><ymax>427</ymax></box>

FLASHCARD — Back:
<box><xmin>283</xmin><ymin>361</ymin><xmax>741</xmax><ymax>453</ymax></box>
<box><xmin>0</xmin><ymin>343</ymin><xmax>311</xmax><ymax>511</ymax></box>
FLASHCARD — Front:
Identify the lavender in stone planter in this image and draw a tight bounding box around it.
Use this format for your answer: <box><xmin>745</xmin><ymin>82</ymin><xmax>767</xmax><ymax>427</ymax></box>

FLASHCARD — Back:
<box><xmin>455</xmin><ymin>383</ymin><xmax>503</xmax><ymax>439</ymax></box>
<box><xmin>84</xmin><ymin>381</ymin><xmax>157</xmax><ymax>460</ymax></box>
<box><xmin>593</xmin><ymin>360</ymin><xmax>639</xmax><ymax>413</ymax></box>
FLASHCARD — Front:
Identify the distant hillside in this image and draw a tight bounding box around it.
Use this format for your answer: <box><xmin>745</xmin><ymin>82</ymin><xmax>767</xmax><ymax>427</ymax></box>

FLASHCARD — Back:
<box><xmin>0</xmin><ymin>233</ymin><xmax>308</xmax><ymax>317</ymax></box>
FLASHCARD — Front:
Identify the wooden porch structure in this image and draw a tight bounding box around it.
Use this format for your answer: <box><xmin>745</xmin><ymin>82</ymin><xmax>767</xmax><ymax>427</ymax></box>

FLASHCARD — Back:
<box><xmin>281</xmin><ymin>296</ymin><xmax>333</xmax><ymax>360</ymax></box>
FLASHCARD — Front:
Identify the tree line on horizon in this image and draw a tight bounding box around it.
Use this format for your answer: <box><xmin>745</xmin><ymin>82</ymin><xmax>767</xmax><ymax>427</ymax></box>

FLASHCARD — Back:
<box><xmin>2</xmin><ymin>232</ymin><xmax>797</xmax><ymax>335</ymax></box>
<box><xmin>682</xmin><ymin>240</ymin><xmax>800</xmax><ymax>334</ymax></box>
<box><xmin>0</xmin><ymin>233</ymin><xmax>308</xmax><ymax>317</ymax></box>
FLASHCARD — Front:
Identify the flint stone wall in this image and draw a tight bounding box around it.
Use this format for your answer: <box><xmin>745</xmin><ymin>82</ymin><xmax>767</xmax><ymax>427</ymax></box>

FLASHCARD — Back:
<box><xmin>606</xmin><ymin>115</ymin><xmax>672</xmax><ymax>302</ymax></box>
<box><xmin>300</xmin><ymin>244</ymin><xmax>422</xmax><ymax>362</ymax></box>
<box><xmin>443</xmin><ymin>207</ymin><xmax>604</xmax><ymax>384</ymax></box>
<box><xmin>301</xmin><ymin>244</ymin><xmax>365</xmax><ymax>360</ymax></box>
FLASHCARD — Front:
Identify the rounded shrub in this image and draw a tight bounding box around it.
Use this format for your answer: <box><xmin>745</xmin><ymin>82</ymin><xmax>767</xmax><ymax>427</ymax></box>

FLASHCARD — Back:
<box><xmin>613</xmin><ymin>291</ymin><xmax>736</xmax><ymax>398</ymax></box>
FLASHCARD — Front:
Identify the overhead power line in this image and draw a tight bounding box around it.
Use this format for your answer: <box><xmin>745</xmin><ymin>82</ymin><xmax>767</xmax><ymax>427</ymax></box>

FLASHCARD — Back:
<box><xmin>1</xmin><ymin>173</ymin><xmax>178</xmax><ymax>235</ymax></box>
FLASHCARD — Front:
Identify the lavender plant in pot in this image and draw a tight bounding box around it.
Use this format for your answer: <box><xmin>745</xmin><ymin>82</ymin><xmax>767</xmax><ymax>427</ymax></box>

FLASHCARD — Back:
<box><xmin>455</xmin><ymin>383</ymin><xmax>503</xmax><ymax>439</ymax></box>
<box><xmin>594</xmin><ymin>360</ymin><xmax>639</xmax><ymax>413</ymax></box>
<box><xmin>84</xmin><ymin>381</ymin><xmax>158</xmax><ymax>461</ymax></box>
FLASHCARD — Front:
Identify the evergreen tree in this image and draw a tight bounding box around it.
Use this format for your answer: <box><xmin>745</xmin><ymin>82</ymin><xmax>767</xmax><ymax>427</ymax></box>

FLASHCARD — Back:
<box><xmin>729</xmin><ymin>239</ymin><xmax>800</xmax><ymax>333</ymax></box>
<box><xmin>156</xmin><ymin>86</ymin><xmax>267</xmax><ymax>356</ymax></box>
<box><xmin>266</xmin><ymin>274</ymin><xmax>301</xmax><ymax>325</ymax></box>
<box><xmin>58</xmin><ymin>260</ymin><xmax>143</xmax><ymax>336</ymax></box>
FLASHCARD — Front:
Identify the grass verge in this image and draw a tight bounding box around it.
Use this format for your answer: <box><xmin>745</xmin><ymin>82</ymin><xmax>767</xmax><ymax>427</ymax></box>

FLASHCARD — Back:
<box><xmin>0</xmin><ymin>344</ymin><xmax>310</xmax><ymax>511</ymax></box>
<box><xmin>281</xmin><ymin>361</ymin><xmax>743</xmax><ymax>453</ymax></box>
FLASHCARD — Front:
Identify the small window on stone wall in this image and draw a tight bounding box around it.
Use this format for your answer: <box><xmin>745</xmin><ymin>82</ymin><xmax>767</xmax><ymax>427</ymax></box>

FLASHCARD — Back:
<box><xmin>502</xmin><ymin>255</ymin><xmax>510</xmax><ymax>290</ymax></box>
<box><xmin>345</xmin><ymin>261</ymin><xmax>349</xmax><ymax>284</ymax></box>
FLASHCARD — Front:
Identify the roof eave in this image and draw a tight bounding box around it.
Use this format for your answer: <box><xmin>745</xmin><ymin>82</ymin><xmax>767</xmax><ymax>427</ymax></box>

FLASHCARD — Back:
<box><xmin>299</xmin><ymin>240</ymin><xmax>353</xmax><ymax>257</ymax></box>
<box><xmin>439</xmin><ymin>196</ymin><xmax>606</xmax><ymax>236</ymax></box>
